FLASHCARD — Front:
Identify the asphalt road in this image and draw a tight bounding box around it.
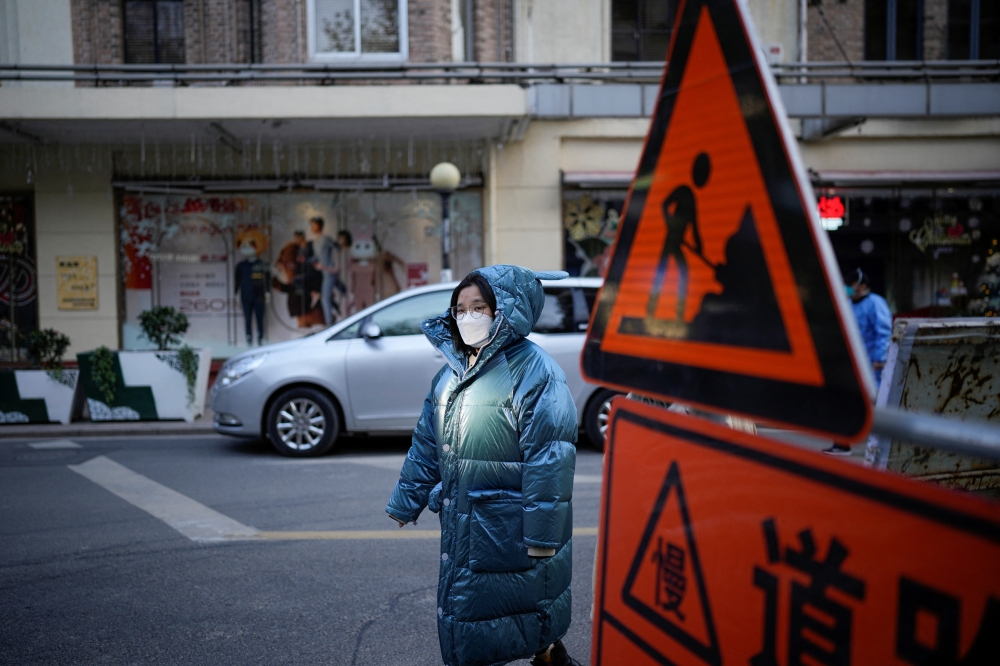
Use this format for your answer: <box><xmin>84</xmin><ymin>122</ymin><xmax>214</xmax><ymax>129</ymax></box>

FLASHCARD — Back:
<box><xmin>0</xmin><ymin>434</ymin><xmax>602</xmax><ymax>665</ymax></box>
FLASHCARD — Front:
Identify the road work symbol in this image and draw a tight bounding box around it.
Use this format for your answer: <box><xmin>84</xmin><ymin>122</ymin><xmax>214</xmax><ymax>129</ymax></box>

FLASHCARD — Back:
<box><xmin>582</xmin><ymin>0</ymin><xmax>872</xmax><ymax>440</ymax></box>
<box><xmin>622</xmin><ymin>461</ymin><xmax>720</xmax><ymax>666</ymax></box>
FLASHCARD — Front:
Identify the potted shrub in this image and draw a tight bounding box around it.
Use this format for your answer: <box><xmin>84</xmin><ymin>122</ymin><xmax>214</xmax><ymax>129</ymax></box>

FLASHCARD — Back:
<box><xmin>76</xmin><ymin>306</ymin><xmax>212</xmax><ymax>422</ymax></box>
<box><xmin>0</xmin><ymin>329</ymin><xmax>80</xmax><ymax>425</ymax></box>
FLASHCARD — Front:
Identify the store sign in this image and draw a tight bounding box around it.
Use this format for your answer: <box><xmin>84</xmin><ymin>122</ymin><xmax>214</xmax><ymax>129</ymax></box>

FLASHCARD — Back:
<box><xmin>56</xmin><ymin>256</ymin><xmax>98</xmax><ymax>310</ymax></box>
<box><xmin>581</xmin><ymin>0</ymin><xmax>872</xmax><ymax>440</ymax></box>
<box><xmin>817</xmin><ymin>195</ymin><xmax>845</xmax><ymax>231</ymax></box>
<box><xmin>406</xmin><ymin>263</ymin><xmax>429</xmax><ymax>288</ymax></box>
<box><xmin>593</xmin><ymin>398</ymin><xmax>1000</xmax><ymax>666</ymax></box>
<box><xmin>909</xmin><ymin>214</ymin><xmax>973</xmax><ymax>252</ymax></box>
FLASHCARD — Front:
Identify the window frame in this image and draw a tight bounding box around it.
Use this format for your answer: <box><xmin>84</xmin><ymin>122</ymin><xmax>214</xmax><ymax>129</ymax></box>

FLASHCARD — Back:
<box><xmin>864</xmin><ymin>0</ymin><xmax>924</xmax><ymax>61</ymax></box>
<box><xmin>610</xmin><ymin>0</ymin><xmax>675</xmax><ymax>63</ymax></box>
<box><xmin>306</xmin><ymin>0</ymin><xmax>409</xmax><ymax>63</ymax></box>
<box><xmin>123</xmin><ymin>0</ymin><xmax>187</xmax><ymax>65</ymax></box>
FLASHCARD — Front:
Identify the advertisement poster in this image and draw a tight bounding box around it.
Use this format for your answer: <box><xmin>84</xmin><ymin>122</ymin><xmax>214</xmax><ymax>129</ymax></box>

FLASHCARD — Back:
<box><xmin>119</xmin><ymin>191</ymin><xmax>483</xmax><ymax>358</ymax></box>
<box><xmin>56</xmin><ymin>256</ymin><xmax>99</xmax><ymax>310</ymax></box>
<box><xmin>0</xmin><ymin>195</ymin><xmax>37</xmax><ymax>362</ymax></box>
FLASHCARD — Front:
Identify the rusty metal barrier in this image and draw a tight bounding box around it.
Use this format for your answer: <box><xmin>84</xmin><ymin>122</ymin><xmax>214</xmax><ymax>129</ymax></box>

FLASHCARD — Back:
<box><xmin>866</xmin><ymin>318</ymin><xmax>1000</xmax><ymax>497</ymax></box>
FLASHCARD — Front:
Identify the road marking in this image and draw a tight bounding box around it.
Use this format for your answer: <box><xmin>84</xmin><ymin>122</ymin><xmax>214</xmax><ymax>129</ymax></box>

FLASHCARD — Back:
<box><xmin>70</xmin><ymin>455</ymin><xmax>600</xmax><ymax>543</ymax></box>
<box><xmin>69</xmin><ymin>455</ymin><xmax>259</xmax><ymax>542</ymax></box>
<box><xmin>574</xmin><ymin>474</ymin><xmax>602</xmax><ymax>484</ymax></box>
<box><xmin>29</xmin><ymin>439</ymin><xmax>81</xmax><ymax>449</ymax></box>
<box><xmin>252</xmin><ymin>527</ymin><xmax>600</xmax><ymax>540</ymax></box>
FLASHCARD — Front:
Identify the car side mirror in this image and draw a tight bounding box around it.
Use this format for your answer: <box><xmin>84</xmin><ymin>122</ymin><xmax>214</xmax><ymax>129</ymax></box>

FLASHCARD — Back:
<box><xmin>362</xmin><ymin>323</ymin><xmax>382</xmax><ymax>340</ymax></box>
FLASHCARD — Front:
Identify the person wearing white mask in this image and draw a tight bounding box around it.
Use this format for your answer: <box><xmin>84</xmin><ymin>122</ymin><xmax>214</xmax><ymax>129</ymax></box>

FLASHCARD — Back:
<box><xmin>387</xmin><ymin>266</ymin><xmax>581</xmax><ymax>666</ymax></box>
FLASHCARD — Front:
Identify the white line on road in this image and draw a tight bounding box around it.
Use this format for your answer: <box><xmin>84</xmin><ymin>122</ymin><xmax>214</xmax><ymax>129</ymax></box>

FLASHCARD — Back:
<box><xmin>69</xmin><ymin>455</ymin><xmax>259</xmax><ymax>542</ymax></box>
<box><xmin>29</xmin><ymin>439</ymin><xmax>81</xmax><ymax>449</ymax></box>
<box><xmin>69</xmin><ymin>455</ymin><xmax>600</xmax><ymax>543</ymax></box>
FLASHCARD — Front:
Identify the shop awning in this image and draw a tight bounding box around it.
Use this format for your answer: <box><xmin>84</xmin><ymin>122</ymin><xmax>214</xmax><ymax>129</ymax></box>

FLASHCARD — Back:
<box><xmin>810</xmin><ymin>170</ymin><xmax>1000</xmax><ymax>187</ymax></box>
<box><xmin>561</xmin><ymin>171</ymin><xmax>635</xmax><ymax>189</ymax></box>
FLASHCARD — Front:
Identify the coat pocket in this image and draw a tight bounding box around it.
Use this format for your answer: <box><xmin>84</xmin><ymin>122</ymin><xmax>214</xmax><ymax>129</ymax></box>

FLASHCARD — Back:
<box><xmin>468</xmin><ymin>489</ymin><xmax>533</xmax><ymax>573</ymax></box>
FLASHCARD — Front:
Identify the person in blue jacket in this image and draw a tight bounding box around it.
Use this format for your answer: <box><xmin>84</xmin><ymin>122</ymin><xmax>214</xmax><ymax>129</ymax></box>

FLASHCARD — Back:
<box><xmin>386</xmin><ymin>265</ymin><xmax>581</xmax><ymax>666</ymax></box>
<box><xmin>825</xmin><ymin>268</ymin><xmax>892</xmax><ymax>455</ymax></box>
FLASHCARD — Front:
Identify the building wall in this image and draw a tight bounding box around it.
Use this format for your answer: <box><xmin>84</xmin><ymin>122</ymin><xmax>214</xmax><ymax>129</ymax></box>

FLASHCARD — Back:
<box><xmin>807</xmin><ymin>0</ymin><xmax>864</xmax><ymax>62</ymax></box>
<box><xmin>490</xmin><ymin>118</ymin><xmax>649</xmax><ymax>268</ymax></box>
<box><xmin>746</xmin><ymin>0</ymin><xmax>799</xmax><ymax>62</ymax></box>
<box><xmin>2</xmin><ymin>0</ymin><xmax>75</xmax><ymax>86</ymax></box>
<box><xmin>0</xmin><ymin>149</ymin><xmax>119</xmax><ymax>356</ymax></box>
<box><xmin>514</xmin><ymin>0</ymin><xmax>608</xmax><ymax>64</ymax></box>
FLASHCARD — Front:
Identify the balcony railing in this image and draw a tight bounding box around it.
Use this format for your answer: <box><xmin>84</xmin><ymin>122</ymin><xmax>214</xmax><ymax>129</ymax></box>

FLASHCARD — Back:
<box><xmin>0</xmin><ymin>60</ymin><xmax>997</xmax><ymax>85</ymax></box>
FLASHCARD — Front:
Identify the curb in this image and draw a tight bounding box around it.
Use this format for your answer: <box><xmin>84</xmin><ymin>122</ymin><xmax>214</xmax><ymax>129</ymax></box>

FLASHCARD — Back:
<box><xmin>0</xmin><ymin>422</ymin><xmax>218</xmax><ymax>439</ymax></box>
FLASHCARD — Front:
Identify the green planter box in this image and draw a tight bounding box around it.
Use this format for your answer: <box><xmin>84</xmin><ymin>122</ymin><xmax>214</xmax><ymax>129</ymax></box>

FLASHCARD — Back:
<box><xmin>76</xmin><ymin>349</ymin><xmax>212</xmax><ymax>422</ymax></box>
<box><xmin>0</xmin><ymin>368</ymin><xmax>80</xmax><ymax>425</ymax></box>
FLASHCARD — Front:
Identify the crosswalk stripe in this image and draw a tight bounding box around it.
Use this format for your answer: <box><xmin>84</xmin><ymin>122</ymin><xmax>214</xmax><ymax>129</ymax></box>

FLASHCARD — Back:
<box><xmin>69</xmin><ymin>455</ymin><xmax>259</xmax><ymax>542</ymax></box>
<box><xmin>70</xmin><ymin>455</ymin><xmax>600</xmax><ymax>543</ymax></box>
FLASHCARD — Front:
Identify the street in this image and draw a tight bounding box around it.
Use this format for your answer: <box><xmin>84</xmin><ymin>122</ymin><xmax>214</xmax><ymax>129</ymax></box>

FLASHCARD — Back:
<box><xmin>0</xmin><ymin>434</ymin><xmax>602</xmax><ymax>665</ymax></box>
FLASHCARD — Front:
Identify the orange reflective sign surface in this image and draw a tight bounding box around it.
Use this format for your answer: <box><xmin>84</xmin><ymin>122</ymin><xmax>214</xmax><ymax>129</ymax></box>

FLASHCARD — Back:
<box><xmin>593</xmin><ymin>399</ymin><xmax>1000</xmax><ymax>666</ymax></box>
<box><xmin>581</xmin><ymin>0</ymin><xmax>871</xmax><ymax>441</ymax></box>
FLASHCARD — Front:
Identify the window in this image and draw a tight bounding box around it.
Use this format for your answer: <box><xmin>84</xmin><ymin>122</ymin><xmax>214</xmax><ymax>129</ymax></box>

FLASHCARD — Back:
<box><xmin>308</xmin><ymin>0</ymin><xmax>408</xmax><ymax>61</ymax></box>
<box><xmin>532</xmin><ymin>288</ymin><xmax>595</xmax><ymax>334</ymax></box>
<box><xmin>948</xmin><ymin>0</ymin><xmax>1000</xmax><ymax>59</ymax></box>
<box><xmin>124</xmin><ymin>0</ymin><xmax>186</xmax><ymax>64</ymax></box>
<box><xmin>367</xmin><ymin>291</ymin><xmax>451</xmax><ymax>337</ymax></box>
<box><xmin>864</xmin><ymin>0</ymin><xmax>923</xmax><ymax>60</ymax></box>
<box><xmin>611</xmin><ymin>0</ymin><xmax>675</xmax><ymax>61</ymax></box>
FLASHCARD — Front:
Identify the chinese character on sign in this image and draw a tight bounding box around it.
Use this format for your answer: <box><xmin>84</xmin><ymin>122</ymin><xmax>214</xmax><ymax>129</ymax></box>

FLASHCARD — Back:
<box><xmin>652</xmin><ymin>537</ymin><xmax>686</xmax><ymax>620</ymax></box>
<box><xmin>751</xmin><ymin>518</ymin><xmax>866</xmax><ymax>666</ymax></box>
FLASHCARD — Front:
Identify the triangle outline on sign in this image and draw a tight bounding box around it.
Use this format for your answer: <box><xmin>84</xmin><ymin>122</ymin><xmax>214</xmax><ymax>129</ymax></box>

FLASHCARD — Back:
<box><xmin>581</xmin><ymin>0</ymin><xmax>872</xmax><ymax>441</ymax></box>
<box><xmin>621</xmin><ymin>461</ymin><xmax>721</xmax><ymax>666</ymax></box>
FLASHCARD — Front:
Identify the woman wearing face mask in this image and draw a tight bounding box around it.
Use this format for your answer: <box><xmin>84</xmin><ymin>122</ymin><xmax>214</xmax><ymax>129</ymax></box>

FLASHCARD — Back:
<box><xmin>387</xmin><ymin>266</ymin><xmax>581</xmax><ymax>666</ymax></box>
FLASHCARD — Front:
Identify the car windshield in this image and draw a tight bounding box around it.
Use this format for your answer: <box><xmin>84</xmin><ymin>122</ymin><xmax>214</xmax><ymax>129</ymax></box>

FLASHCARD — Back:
<box><xmin>533</xmin><ymin>287</ymin><xmax>597</xmax><ymax>333</ymax></box>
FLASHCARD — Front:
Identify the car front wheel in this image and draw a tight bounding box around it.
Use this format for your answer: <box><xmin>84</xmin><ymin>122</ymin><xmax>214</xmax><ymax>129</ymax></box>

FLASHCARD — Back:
<box><xmin>584</xmin><ymin>388</ymin><xmax>619</xmax><ymax>452</ymax></box>
<box><xmin>266</xmin><ymin>387</ymin><xmax>339</xmax><ymax>457</ymax></box>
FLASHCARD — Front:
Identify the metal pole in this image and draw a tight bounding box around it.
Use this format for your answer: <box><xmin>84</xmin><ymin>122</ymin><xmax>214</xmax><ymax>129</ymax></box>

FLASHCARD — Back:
<box><xmin>440</xmin><ymin>191</ymin><xmax>452</xmax><ymax>283</ymax></box>
<box><xmin>871</xmin><ymin>407</ymin><xmax>1000</xmax><ymax>461</ymax></box>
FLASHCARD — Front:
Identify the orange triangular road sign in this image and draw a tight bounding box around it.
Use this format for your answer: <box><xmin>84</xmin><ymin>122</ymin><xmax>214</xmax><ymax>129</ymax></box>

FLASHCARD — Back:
<box><xmin>582</xmin><ymin>0</ymin><xmax>872</xmax><ymax>441</ymax></box>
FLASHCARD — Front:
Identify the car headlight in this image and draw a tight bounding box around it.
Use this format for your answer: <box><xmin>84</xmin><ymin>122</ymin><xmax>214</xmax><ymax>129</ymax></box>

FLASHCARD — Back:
<box><xmin>216</xmin><ymin>353</ymin><xmax>267</xmax><ymax>388</ymax></box>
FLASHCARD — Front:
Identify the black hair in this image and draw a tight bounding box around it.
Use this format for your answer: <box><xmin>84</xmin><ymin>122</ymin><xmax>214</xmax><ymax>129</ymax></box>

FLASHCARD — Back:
<box><xmin>309</xmin><ymin>216</ymin><xmax>325</xmax><ymax>230</ymax></box>
<box><xmin>293</xmin><ymin>229</ymin><xmax>305</xmax><ymax>237</ymax></box>
<box><xmin>449</xmin><ymin>272</ymin><xmax>497</xmax><ymax>356</ymax></box>
<box><xmin>337</xmin><ymin>229</ymin><xmax>353</xmax><ymax>246</ymax></box>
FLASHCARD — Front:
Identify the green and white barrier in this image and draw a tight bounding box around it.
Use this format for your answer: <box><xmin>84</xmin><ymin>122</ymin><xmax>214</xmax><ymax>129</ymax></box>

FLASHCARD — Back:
<box><xmin>0</xmin><ymin>369</ymin><xmax>80</xmax><ymax>425</ymax></box>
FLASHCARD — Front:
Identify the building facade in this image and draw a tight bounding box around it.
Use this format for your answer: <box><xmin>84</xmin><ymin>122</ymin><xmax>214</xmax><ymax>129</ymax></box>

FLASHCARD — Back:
<box><xmin>1</xmin><ymin>0</ymin><xmax>997</xmax><ymax>360</ymax></box>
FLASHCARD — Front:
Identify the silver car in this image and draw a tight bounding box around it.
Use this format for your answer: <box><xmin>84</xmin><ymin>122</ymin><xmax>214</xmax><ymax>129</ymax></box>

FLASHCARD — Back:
<box><xmin>210</xmin><ymin>278</ymin><xmax>617</xmax><ymax>456</ymax></box>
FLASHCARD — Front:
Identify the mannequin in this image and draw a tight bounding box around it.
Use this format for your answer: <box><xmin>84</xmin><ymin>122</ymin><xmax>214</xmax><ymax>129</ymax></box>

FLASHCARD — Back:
<box><xmin>234</xmin><ymin>239</ymin><xmax>270</xmax><ymax>346</ymax></box>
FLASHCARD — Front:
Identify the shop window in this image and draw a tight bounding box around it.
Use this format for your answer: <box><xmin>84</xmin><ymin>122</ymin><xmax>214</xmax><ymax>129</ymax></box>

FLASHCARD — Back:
<box><xmin>118</xmin><ymin>190</ymin><xmax>482</xmax><ymax>358</ymax></box>
<box><xmin>124</xmin><ymin>0</ymin><xmax>186</xmax><ymax>64</ymax></box>
<box><xmin>864</xmin><ymin>0</ymin><xmax>923</xmax><ymax>60</ymax></box>
<box><xmin>0</xmin><ymin>195</ymin><xmax>37</xmax><ymax>363</ymax></box>
<box><xmin>563</xmin><ymin>191</ymin><xmax>626</xmax><ymax>277</ymax></box>
<box><xmin>308</xmin><ymin>0</ymin><xmax>408</xmax><ymax>61</ymax></box>
<box><xmin>611</xmin><ymin>0</ymin><xmax>675</xmax><ymax>62</ymax></box>
<box><xmin>948</xmin><ymin>0</ymin><xmax>1000</xmax><ymax>59</ymax></box>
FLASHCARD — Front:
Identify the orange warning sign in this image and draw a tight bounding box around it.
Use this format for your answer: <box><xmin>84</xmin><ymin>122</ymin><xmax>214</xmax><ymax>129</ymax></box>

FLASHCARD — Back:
<box><xmin>582</xmin><ymin>0</ymin><xmax>871</xmax><ymax>440</ymax></box>
<box><xmin>593</xmin><ymin>398</ymin><xmax>1000</xmax><ymax>666</ymax></box>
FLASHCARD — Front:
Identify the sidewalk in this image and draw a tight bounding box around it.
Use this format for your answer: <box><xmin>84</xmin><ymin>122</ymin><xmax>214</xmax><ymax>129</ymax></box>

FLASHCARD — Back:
<box><xmin>0</xmin><ymin>408</ymin><xmax>218</xmax><ymax>439</ymax></box>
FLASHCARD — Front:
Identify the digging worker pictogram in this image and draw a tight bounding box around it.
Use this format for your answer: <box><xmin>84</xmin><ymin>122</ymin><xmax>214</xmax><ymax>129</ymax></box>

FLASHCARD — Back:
<box><xmin>649</xmin><ymin>152</ymin><xmax>711</xmax><ymax>321</ymax></box>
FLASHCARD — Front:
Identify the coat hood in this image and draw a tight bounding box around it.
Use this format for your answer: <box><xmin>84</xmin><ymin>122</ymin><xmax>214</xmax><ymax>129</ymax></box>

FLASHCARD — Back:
<box><xmin>421</xmin><ymin>265</ymin><xmax>568</xmax><ymax>378</ymax></box>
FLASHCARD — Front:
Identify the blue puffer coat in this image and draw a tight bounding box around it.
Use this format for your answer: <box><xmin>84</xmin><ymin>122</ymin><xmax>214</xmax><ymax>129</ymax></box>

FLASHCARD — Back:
<box><xmin>386</xmin><ymin>265</ymin><xmax>578</xmax><ymax>666</ymax></box>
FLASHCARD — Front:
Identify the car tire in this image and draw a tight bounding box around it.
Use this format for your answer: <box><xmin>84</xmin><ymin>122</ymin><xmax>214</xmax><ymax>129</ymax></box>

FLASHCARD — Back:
<box><xmin>266</xmin><ymin>387</ymin><xmax>340</xmax><ymax>457</ymax></box>
<box><xmin>584</xmin><ymin>388</ymin><xmax>619</xmax><ymax>452</ymax></box>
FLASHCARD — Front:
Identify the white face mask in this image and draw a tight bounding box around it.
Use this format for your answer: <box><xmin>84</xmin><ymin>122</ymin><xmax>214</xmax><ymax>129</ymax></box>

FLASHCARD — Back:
<box><xmin>457</xmin><ymin>314</ymin><xmax>494</xmax><ymax>349</ymax></box>
<box><xmin>239</xmin><ymin>243</ymin><xmax>256</xmax><ymax>257</ymax></box>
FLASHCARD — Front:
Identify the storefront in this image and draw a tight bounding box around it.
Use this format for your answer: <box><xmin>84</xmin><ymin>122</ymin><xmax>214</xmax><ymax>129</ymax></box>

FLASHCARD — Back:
<box><xmin>0</xmin><ymin>193</ymin><xmax>37</xmax><ymax>363</ymax></box>
<box><xmin>118</xmin><ymin>188</ymin><xmax>484</xmax><ymax>358</ymax></box>
<box><xmin>815</xmin><ymin>178</ymin><xmax>1000</xmax><ymax>318</ymax></box>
